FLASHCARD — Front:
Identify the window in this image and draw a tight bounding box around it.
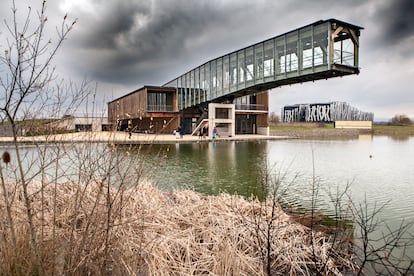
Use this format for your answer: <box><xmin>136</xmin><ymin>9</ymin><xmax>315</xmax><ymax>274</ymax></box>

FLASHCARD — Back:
<box><xmin>237</xmin><ymin>50</ymin><xmax>245</xmax><ymax>86</ymax></box>
<box><xmin>147</xmin><ymin>92</ymin><xmax>173</xmax><ymax>112</ymax></box>
<box><xmin>245</xmin><ymin>47</ymin><xmax>254</xmax><ymax>84</ymax></box>
<box><xmin>216</xmin><ymin>58</ymin><xmax>223</xmax><ymax>95</ymax></box>
<box><xmin>276</xmin><ymin>37</ymin><xmax>285</xmax><ymax>75</ymax></box>
<box><xmin>264</xmin><ymin>40</ymin><xmax>274</xmax><ymax>77</ymax></box>
<box><xmin>215</xmin><ymin>108</ymin><xmax>230</xmax><ymax>119</ymax></box>
<box><xmin>300</xmin><ymin>27</ymin><xmax>312</xmax><ymax>69</ymax></box>
<box><xmin>230</xmin><ymin>53</ymin><xmax>237</xmax><ymax>87</ymax></box>
<box><xmin>223</xmin><ymin>55</ymin><xmax>230</xmax><ymax>92</ymax></box>
<box><xmin>255</xmin><ymin>44</ymin><xmax>264</xmax><ymax>81</ymax></box>
<box><xmin>334</xmin><ymin>36</ymin><xmax>354</xmax><ymax>66</ymax></box>
<box><xmin>286</xmin><ymin>32</ymin><xmax>298</xmax><ymax>72</ymax></box>
<box><xmin>313</xmin><ymin>23</ymin><xmax>328</xmax><ymax>66</ymax></box>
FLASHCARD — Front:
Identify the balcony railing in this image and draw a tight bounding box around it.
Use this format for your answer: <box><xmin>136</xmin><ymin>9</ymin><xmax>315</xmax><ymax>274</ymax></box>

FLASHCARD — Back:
<box><xmin>147</xmin><ymin>105</ymin><xmax>174</xmax><ymax>112</ymax></box>
<box><xmin>235</xmin><ymin>104</ymin><xmax>266</xmax><ymax>111</ymax></box>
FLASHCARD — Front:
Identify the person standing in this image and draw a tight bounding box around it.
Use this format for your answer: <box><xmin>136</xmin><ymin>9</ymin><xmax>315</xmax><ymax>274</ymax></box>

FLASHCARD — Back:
<box><xmin>202</xmin><ymin>127</ymin><xmax>207</xmax><ymax>139</ymax></box>
<box><xmin>175</xmin><ymin>127</ymin><xmax>181</xmax><ymax>139</ymax></box>
<box><xmin>198</xmin><ymin>128</ymin><xmax>203</xmax><ymax>140</ymax></box>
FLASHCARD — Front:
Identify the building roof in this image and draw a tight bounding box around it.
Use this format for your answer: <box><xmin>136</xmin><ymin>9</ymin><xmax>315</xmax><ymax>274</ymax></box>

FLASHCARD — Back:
<box><xmin>107</xmin><ymin>85</ymin><xmax>176</xmax><ymax>104</ymax></box>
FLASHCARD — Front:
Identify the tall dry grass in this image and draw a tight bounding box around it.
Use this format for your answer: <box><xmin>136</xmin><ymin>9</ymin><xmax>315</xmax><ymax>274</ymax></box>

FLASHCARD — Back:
<box><xmin>0</xmin><ymin>177</ymin><xmax>357</xmax><ymax>275</ymax></box>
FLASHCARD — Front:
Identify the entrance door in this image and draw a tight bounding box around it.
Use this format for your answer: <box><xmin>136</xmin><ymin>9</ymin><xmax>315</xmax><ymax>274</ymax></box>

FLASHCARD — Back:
<box><xmin>236</xmin><ymin>114</ymin><xmax>256</xmax><ymax>134</ymax></box>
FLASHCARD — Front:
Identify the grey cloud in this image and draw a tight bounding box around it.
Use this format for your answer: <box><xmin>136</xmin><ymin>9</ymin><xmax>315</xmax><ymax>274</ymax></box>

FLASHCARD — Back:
<box><xmin>374</xmin><ymin>0</ymin><xmax>414</xmax><ymax>46</ymax></box>
<box><xmin>67</xmin><ymin>0</ymin><xmax>260</xmax><ymax>85</ymax></box>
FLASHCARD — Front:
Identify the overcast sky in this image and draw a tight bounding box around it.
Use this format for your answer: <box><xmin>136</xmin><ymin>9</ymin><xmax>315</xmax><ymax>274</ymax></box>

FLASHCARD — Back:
<box><xmin>1</xmin><ymin>0</ymin><xmax>413</xmax><ymax>120</ymax></box>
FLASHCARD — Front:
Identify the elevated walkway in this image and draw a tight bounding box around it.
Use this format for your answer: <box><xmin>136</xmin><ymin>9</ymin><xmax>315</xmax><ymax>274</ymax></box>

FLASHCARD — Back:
<box><xmin>163</xmin><ymin>19</ymin><xmax>363</xmax><ymax>111</ymax></box>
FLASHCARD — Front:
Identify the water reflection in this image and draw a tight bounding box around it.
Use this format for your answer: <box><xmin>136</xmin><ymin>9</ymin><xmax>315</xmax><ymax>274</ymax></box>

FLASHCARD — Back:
<box><xmin>3</xmin><ymin>137</ymin><xmax>413</xmax><ymax>226</ymax></box>
<box><xmin>138</xmin><ymin>141</ymin><xmax>268</xmax><ymax>200</ymax></box>
<box><xmin>126</xmin><ymin>137</ymin><xmax>414</xmax><ymax>227</ymax></box>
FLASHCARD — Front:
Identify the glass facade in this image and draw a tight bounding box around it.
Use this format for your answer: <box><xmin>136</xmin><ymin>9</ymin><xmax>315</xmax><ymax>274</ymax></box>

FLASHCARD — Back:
<box><xmin>164</xmin><ymin>19</ymin><xmax>361</xmax><ymax>112</ymax></box>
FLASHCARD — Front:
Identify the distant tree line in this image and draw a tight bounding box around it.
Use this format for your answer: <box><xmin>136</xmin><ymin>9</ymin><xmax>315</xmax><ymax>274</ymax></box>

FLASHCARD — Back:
<box><xmin>390</xmin><ymin>114</ymin><xmax>413</xmax><ymax>126</ymax></box>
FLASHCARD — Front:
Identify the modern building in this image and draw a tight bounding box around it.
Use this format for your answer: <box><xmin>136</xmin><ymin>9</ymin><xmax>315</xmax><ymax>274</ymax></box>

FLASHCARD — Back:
<box><xmin>108</xmin><ymin>19</ymin><xmax>363</xmax><ymax>137</ymax></box>
<box><xmin>47</xmin><ymin>116</ymin><xmax>111</xmax><ymax>132</ymax></box>
<box><xmin>281</xmin><ymin>102</ymin><xmax>373</xmax><ymax>123</ymax></box>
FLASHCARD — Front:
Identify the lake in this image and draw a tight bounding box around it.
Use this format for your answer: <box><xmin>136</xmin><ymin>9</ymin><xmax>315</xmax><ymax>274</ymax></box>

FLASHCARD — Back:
<box><xmin>2</xmin><ymin>135</ymin><xmax>413</xmax><ymax>224</ymax></box>
<box><xmin>140</xmin><ymin>136</ymin><xmax>414</xmax><ymax>225</ymax></box>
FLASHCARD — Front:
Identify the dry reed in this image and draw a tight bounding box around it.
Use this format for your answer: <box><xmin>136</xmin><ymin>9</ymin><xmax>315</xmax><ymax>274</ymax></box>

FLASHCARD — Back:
<box><xmin>0</xmin><ymin>180</ymin><xmax>356</xmax><ymax>275</ymax></box>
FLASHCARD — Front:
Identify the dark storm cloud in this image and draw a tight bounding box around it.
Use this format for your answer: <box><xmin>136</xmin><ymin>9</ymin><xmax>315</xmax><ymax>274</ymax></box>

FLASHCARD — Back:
<box><xmin>374</xmin><ymin>0</ymin><xmax>414</xmax><ymax>45</ymax></box>
<box><xmin>67</xmin><ymin>0</ymin><xmax>254</xmax><ymax>85</ymax></box>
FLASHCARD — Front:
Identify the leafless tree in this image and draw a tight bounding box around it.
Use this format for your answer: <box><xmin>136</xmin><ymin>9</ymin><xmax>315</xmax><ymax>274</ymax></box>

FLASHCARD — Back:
<box><xmin>0</xmin><ymin>1</ymin><xmax>86</xmax><ymax>274</ymax></box>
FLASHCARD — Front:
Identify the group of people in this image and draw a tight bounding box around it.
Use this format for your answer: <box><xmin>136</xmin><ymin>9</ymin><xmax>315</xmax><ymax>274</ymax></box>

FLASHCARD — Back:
<box><xmin>174</xmin><ymin>126</ymin><xmax>184</xmax><ymax>139</ymax></box>
<box><xmin>198</xmin><ymin>127</ymin><xmax>208</xmax><ymax>139</ymax></box>
<box><xmin>174</xmin><ymin>126</ymin><xmax>218</xmax><ymax>140</ymax></box>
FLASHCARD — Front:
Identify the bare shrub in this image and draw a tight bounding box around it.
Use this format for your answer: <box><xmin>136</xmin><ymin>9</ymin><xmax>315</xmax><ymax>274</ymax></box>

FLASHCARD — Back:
<box><xmin>390</xmin><ymin>114</ymin><xmax>413</xmax><ymax>126</ymax></box>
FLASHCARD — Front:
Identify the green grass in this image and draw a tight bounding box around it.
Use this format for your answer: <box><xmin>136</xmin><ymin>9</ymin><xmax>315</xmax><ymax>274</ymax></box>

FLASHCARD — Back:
<box><xmin>270</xmin><ymin>123</ymin><xmax>334</xmax><ymax>130</ymax></box>
<box><xmin>0</xmin><ymin>118</ymin><xmax>57</xmax><ymax>126</ymax></box>
<box><xmin>271</xmin><ymin>123</ymin><xmax>414</xmax><ymax>136</ymax></box>
<box><xmin>373</xmin><ymin>124</ymin><xmax>414</xmax><ymax>136</ymax></box>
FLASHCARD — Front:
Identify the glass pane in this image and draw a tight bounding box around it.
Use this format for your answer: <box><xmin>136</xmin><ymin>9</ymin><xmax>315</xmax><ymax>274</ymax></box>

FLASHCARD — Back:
<box><xmin>190</xmin><ymin>70</ymin><xmax>194</xmax><ymax>106</ymax></box>
<box><xmin>300</xmin><ymin>27</ymin><xmax>312</xmax><ymax>69</ymax></box>
<box><xmin>178</xmin><ymin>77</ymin><xmax>183</xmax><ymax>110</ymax></box>
<box><xmin>216</xmin><ymin>58</ymin><xmax>223</xmax><ymax>95</ymax></box>
<box><xmin>314</xmin><ymin>23</ymin><xmax>328</xmax><ymax>66</ymax></box>
<box><xmin>343</xmin><ymin>38</ymin><xmax>354</xmax><ymax>66</ymax></box>
<box><xmin>210</xmin><ymin>60</ymin><xmax>216</xmax><ymax>99</ymax></box>
<box><xmin>200</xmin><ymin>65</ymin><xmax>205</xmax><ymax>102</ymax></box>
<box><xmin>194</xmin><ymin>67</ymin><xmax>199</xmax><ymax>104</ymax></box>
<box><xmin>264</xmin><ymin>40</ymin><xmax>274</xmax><ymax>78</ymax></box>
<box><xmin>276</xmin><ymin>36</ymin><xmax>285</xmax><ymax>75</ymax></box>
<box><xmin>237</xmin><ymin>50</ymin><xmax>245</xmax><ymax>87</ymax></box>
<box><xmin>255</xmin><ymin>43</ymin><xmax>264</xmax><ymax>81</ymax></box>
<box><xmin>205</xmin><ymin>62</ymin><xmax>211</xmax><ymax>100</ymax></box>
<box><xmin>230</xmin><ymin>53</ymin><xmax>237</xmax><ymax>88</ymax></box>
<box><xmin>286</xmin><ymin>31</ymin><xmax>298</xmax><ymax>72</ymax></box>
<box><xmin>186</xmin><ymin>73</ymin><xmax>191</xmax><ymax>108</ymax></box>
<box><xmin>245</xmin><ymin>47</ymin><xmax>254</xmax><ymax>85</ymax></box>
<box><xmin>223</xmin><ymin>55</ymin><xmax>229</xmax><ymax>93</ymax></box>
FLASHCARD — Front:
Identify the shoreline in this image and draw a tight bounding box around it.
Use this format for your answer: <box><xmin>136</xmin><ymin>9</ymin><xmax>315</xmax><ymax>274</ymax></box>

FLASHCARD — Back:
<box><xmin>1</xmin><ymin>126</ymin><xmax>413</xmax><ymax>145</ymax></box>
<box><xmin>0</xmin><ymin>131</ymin><xmax>291</xmax><ymax>145</ymax></box>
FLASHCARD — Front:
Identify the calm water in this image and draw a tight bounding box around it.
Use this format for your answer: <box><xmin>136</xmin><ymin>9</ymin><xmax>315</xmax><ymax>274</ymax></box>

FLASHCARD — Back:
<box><xmin>142</xmin><ymin>136</ymin><xmax>414</xmax><ymax>225</ymax></box>
<box><xmin>2</xmin><ymin>136</ymin><xmax>413</xmax><ymax>223</ymax></box>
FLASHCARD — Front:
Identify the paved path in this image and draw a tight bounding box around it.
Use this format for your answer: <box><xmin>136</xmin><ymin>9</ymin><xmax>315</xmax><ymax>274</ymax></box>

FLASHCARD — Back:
<box><xmin>0</xmin><ymin>131</ymin><xmax>290</xmax><ymax>144</ymax></box>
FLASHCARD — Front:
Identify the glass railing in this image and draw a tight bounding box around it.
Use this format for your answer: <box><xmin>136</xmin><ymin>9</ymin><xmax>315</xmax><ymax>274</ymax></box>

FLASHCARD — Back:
<box><xmin>235</xmin><ymin>104</ymin><xmax>266</xmax><ymax>111</ymax></box>
<box><xmin>147</xmin><ymin>105</ymin><xmax>174</xmax><ymax>112</ymax></box>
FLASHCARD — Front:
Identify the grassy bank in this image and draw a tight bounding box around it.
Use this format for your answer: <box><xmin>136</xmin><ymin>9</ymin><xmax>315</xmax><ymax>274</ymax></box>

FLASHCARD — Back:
<box><xmin>372</xmin><ymin>124</ymin><xmax>414</xmax><ymax>136</ymax></box>
<box><xmin>270</xmin><ymin>123</ymin><xmax>414</xmax><ymax>138</ymax></box>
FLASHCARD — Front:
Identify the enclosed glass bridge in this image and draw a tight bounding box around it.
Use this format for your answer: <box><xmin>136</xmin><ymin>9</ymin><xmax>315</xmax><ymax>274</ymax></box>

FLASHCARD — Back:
<box><xmin>164</xmin><ymin>19</ymin><xmax>363</xmax><ymax>111</ymax></box>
